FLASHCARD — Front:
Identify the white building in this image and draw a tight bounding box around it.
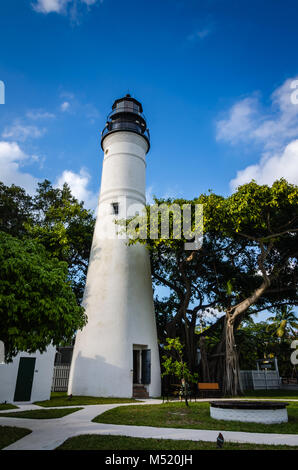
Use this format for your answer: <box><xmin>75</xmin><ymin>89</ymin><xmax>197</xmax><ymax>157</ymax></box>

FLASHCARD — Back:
<box><xmin>68</xmin><ymin>95</ymin><xmax>161</xmax><ymax>398</ymax></box>
<box><xmin>0</xmin><ymin>346</ymin><xmax>56</xmax><ymax>403</ymax></box>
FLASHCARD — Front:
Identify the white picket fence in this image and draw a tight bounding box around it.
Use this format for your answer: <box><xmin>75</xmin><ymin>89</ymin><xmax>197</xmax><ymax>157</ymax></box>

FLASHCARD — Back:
<box><xmin>240</xmin><ymin>371</ymin><xmax>254</xmax><ymax>390</ymax></box>
<box><xmin>252</xmin><ymin>370</ymin><xmax>280</xmax><ymax>390</ymax></box>
<box><xmin>240</xmin><ymin>370</ymin><xmax>280</xmax><ymax>390</ymax></box>
<box><xmin>51</xmin><ymin>365</ymin><xmax>71</xmax><ymax>392</ymax></box>
<box><xmin>52</xmin><ymin>366</ymin><xmax>280</xmax><ymax>392</ymax></box>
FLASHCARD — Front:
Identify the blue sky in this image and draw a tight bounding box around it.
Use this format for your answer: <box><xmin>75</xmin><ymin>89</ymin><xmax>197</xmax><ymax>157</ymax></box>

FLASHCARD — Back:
<box><xmin>1</xmin><ymin>0</ymin><xmax>298</xmax><ymax>210</ymax></box>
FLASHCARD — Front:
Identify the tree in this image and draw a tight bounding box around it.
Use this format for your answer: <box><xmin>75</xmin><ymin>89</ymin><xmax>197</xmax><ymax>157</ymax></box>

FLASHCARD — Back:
<box><xmin>28</xmin><ymin>180</ymin><xmax>95</xmax><ymax>302</ymax></box>
<box><xmin>266</xmin><ymin>305</ymin><xmax>298</xmax><ymax>340</ymax></box>
<box><xmin>0</xmin><ymin>180</ymin><xmax>95</xmax><ymax>303</ymax></box>
<box><xmin>235</xmin><ymin>318</ymin><xmax>296</xmax><ymax>377</ymax></box>
<box><xmin>233</xmin><ymin>318</ymin><xmax>277</xmax><ymax>370</ymax></box>
<box><xmin>125</xmin><ymin>178</ymin><xmax>298</xmax><ymax>396</ymax></box>
<box><xmin>0</xmin><ymin>231</ymin><xmax>87</xmax><ymax>361</ymax></box>
<box><xmin>201</xmin><ymin>179</ymin><xmax>298</xmax><ymax>395</ymax></box>
<box><xmin>161</xmin><ymin>337</ymin><xmax>198</xmax><ymax>406</ymax></box>
<box><xmin>0</xmin><ymin>182</ymin><xmax>33</xmax><ymax>237</ymax></box>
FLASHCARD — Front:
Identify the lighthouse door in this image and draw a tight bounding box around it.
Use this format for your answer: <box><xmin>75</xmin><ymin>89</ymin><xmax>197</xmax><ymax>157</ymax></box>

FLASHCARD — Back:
<box><xmin>133</xmin><ymin>350</ymin><xmax>140</xmax><ymax>383</ymax></box>
<box><xmin>141</xmin><ymin>349</ymin><xmax>151</xmax><ymax>384</ymax></box>
<box><xmin>133</xmin><ymin>346</ymin><xmax>151</xmax><ymax>385</ymax></box>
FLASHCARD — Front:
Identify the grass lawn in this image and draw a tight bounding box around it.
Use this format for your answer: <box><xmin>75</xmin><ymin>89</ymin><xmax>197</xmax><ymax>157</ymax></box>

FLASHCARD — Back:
<box><xmin>56</xmin><ymin>434</ymin><xmax>298</xmax><ymax>451</ymax></box>
<box><xmin>0</xmin><ymin>425</ymin><xmax>31</xmax><ymax>449</ymax></box>
<box><xmin>93</xmin><ymin>401</ymin><xmax>298</xmax><ymax>435</ymax></box>
<box><xmin>0</xmin><ymin>407</ymin><xmax>83</xmax><ymax>419</ymax></box>
<box><xmin>243</xmin><ymin>390</ymin><xmax>298</xmax><ymax>400</ymax></box>
<box><xmin>0</xmin><ymin>403</ymin><xmax>19</xmax><ymax>411</ymax></box>
<box><xmin>34</xmin><ymin>392</ymin><xmax>140</xmax><ymax>407</ymax></box>
<box><xmin>162</xmin><ymin>390</ymin><xmax>298</xmax><ymax>402</ymax></box>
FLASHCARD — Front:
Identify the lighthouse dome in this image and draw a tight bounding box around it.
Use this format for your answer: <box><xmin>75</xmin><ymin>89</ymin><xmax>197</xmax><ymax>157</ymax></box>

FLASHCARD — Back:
<box><xmin>101</xmin><ymin>94</ymin><xmax>150</xmax><ymax>151</ymax></box>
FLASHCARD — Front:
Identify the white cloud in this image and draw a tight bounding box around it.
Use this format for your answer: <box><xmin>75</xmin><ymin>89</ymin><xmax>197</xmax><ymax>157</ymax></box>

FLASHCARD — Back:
<box><xmin>59</xmin><ymin>92</ymin><xmax>100</xmax><ymax>122</ymax></box>
<box><xmin>0</xmin><ymin>141</ymin><xmax>98</xmax><ymax>207</ymax></box>
<box><xmin>187</xmin><ymin>28</ymin><xmax>212</xmax><ymax>41</ymax></box>
<box><xmin>146</xmin><ymin>186</ymin><xmax>154</xmax><ymax>205</ymax></box>
<box><xmin>230</xmin><ymin>140</ymin><xmax>298</xmax><ymax>190</ymax></box>
<box><xmin>60</xmin><ymin>101</ymin><xmax>70</xmax><ymax>112</ymax></box>
<box><xmin>187</xmin><ymin>19</ymin><xmax>215</xmax><ymax>43</ymax></box>
<box><xmin>1</xmin><ymin>109</ymin><xmax>53</xmax><ymax>145</ymax></box>
<box><xmin>55</xmin><ymin>168</ymin><xmax>98</xmax><ymax>210</ymax></box>
<box><xmin>32</xmin><ymin>0</ymin><xmax>71</xmax><ymax>14</ymax></box>
<box><xmin>216</xmin><ymin>77</ymin><xmax>298</xmax><ymax>190</ymax></box>
<box><xmin>0</xmin><ymin>141</ymin><xmax>39</xmax><ymax>194</ymax></box>
<box><xmin>217</xmin><ymin>78</ymin><xmax>298</xmax><ymax>151</ymax></box>
<box><xmin>32</xmin><ymin>0</ymin><xmax>101</xmax><ymax>14</ymax></box>
<box><xmin>216</xmin><ymin>97</ymin><xmax>259</xmax><ymax>145</ymax></box>
<box><xmin>26</xmin><ymin>110</ymin><xmax>56</xmax><ymax>120</ymax></box>
<box><xmin>2</xmin><ymin>122</ymin><xmax>46</xmax><ymax>142</ymax></box>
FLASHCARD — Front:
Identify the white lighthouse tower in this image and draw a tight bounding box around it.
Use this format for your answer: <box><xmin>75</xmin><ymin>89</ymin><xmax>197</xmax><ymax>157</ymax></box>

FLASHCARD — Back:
<box><xmin>68</xmin><ymin>95</ymin><xmax>161</xmax><ymax>398</ymax></box>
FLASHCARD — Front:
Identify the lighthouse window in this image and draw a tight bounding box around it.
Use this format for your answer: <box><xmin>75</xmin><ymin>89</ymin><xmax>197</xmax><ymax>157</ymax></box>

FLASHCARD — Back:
<box><xmin>111</xmin><ymin>202</ymin><xmax>119</xmax><ymax>215</ymax></box>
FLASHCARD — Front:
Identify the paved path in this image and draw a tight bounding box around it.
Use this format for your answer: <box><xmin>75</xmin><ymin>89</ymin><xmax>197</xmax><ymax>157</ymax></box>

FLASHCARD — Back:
<box><xmin>1</xmin><ymin>399</ymin><xmax>298</xmax><ymax>450</ymax></box>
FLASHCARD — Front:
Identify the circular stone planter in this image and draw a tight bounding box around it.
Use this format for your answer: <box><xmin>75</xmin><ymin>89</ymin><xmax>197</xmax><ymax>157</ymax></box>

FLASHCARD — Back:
<box><xmin>210</xmin><ymin>401</ymin><xmax>289</xmax><ymax>424</ymax></box>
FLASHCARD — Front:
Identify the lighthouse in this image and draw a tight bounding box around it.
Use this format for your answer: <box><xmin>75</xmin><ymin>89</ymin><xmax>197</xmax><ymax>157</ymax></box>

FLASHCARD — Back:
<box><xmin>68</xmin><ymin>95</ymin><xmax>161</xmax><ymax>398</ymax></box>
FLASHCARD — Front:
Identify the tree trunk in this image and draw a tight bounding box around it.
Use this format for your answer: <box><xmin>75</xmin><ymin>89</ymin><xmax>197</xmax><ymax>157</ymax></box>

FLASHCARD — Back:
<box><xmin>184</xmin><ymin>326</ymin><xmax>196</xmax><ymax>373</ymax></box>
<box><xmin>184</xmin><ymin>390</ymin><xmax>189</xmax><ymax>407</ymax></box>
<box><xmin>224</xmin><ymin>313</ymin><xmax>242</xmax><ymax>396</ymax></box>
<box><xmin>199</xmin><ymin>336</ymin><xmax>210</xmax><ymax>382</ymax></box>
<box><xmin>206</xmin><ymin>325</ymin><xmax>226</xmax><ymax>386</ymax></box>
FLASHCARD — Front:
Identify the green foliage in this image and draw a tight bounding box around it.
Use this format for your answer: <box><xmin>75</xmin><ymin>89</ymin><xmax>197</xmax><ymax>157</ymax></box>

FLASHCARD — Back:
<box><xmin>266</xmin><ymin>305</ymin><xmax>298</xmax><ymax>339</ymax></box>
<box><xmin>162</xmin><ymin>338</ymin><xmax>197</xmax><ymax>382</ymax></box>
<box><xmin>235</xmin><ymin>320</ymin><xmax>277</xmax><ymax>370</ymax></box>
<box><xmin>161</xmin><ymin>338</ymin><xmax>198</xmax><ymax>405</ymax></box>
<box><xmin>0</xmin><ymin>180</ymin><xmax>95</xmax><ymax>303</ymax></box>
<box><xmin>235</xmin><ymin>318</ymin><xmax>297</xmax><ymax>376</ymax></box>
<box><xmin>0</xmin><ymin>182</ymin><xmax>33</xmax><ymax>237</ymax></box>
<box><xmin>200</xmin><ymin>178</ymin><xmax>298</xmax><ymax>238</ymax></box>
<box><xmin>0</xmin><ymin>231</ymin><xmax>87</xmax><ymax>361</ymax></box>
<box><xmin>27</xmin><ymin>180</ymin><xmax>95</xmax><ymax>302</ymax></box>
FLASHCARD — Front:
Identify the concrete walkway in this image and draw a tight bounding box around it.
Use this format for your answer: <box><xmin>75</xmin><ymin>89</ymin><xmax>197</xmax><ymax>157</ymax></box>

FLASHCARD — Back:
<box><xmin>1</xmin><ymin>399</ymin><xmax>298</xmax><ymax>450</ymax></box>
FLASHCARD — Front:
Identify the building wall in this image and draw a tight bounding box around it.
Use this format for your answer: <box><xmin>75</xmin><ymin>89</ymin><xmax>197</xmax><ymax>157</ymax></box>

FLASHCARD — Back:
<box><xmin>0</xmin><ymin>345</ymin><xmax>56</xmax><ymax>403</ymax></box>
